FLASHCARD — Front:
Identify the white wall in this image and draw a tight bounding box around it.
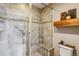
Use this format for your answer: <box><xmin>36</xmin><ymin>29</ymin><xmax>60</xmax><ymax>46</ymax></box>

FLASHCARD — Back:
<box><xmin>53</xmin><ymin>3</ymin><xmax>79</xmax><ymax>56</ymax></box>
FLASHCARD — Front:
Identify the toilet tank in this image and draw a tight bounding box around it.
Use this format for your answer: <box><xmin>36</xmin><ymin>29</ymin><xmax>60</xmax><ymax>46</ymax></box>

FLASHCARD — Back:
<box><xmin>59</xmin><ymin>44</ymin><xmax>74</xmax><ymax>56</ymax></box>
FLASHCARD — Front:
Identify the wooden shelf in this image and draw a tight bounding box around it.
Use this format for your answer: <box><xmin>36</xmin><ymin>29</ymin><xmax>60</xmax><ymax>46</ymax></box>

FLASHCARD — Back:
<box><xmin>54</xmin><ymin>18</ymin><xmax>79</xmax><ymax>27</ymax></box>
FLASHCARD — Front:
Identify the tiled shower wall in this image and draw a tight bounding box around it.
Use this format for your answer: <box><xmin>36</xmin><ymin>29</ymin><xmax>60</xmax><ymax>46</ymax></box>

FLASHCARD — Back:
<box><xmin>42</xmin><ymin>23</ymin><xmax>52</xmax><ymax>49</ymax></box>
<box><xmin>24</xmin><ymin>4</ymin><xmax>41</xmax><ymax>55</ymax></box>
<box><xmin>30</xmin><ymin>6</ymin><xmax>41</xmax><ymax>55</ymax></box>
<box><xmin>41</xmin><ymin>4</ymin><xmax>53</xmax><ymax>49</ymax></box>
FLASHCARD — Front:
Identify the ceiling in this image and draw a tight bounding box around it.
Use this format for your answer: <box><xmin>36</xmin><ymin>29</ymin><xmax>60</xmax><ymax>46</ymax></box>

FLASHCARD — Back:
<box><xmin>32</xmin><ymin>3</ymin><xmax>49</xmax><ymax>9</ymax></box>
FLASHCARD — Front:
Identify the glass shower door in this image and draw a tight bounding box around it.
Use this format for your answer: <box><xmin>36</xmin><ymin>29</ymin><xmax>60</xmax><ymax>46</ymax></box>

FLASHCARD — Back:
<box><xmin>0</xmin><ymin>20</ymin><xmax>9</xmax><ymax>56</ymax></box>
<box><xmin>7</xmin><ymin>21</ymin><xmax>25</xmax><ymax>56</ymax></box>
<box><xmin>0</xmin><ymin>20</ymin><xmax>25</xmax><ymax>56</ymax></box>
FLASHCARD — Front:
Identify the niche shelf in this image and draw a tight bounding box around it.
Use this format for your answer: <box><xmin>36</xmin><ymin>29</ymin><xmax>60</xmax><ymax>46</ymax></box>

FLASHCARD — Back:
<box><xmin>54</xmin><ymin>18</ymin><xmax>79</xmax><ymax>27</ymax></box>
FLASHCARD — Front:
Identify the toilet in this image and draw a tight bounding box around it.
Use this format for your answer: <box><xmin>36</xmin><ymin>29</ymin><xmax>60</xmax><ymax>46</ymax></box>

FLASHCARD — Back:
<box><xmin>59</xmin><ymin>44</ymin><xmax>74</xmax><ymax>56</ymax></box>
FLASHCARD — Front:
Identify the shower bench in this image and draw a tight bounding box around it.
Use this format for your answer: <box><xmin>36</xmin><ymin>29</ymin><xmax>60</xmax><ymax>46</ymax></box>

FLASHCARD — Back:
<box><xmin>38</xmin><ymin>45</ymin><xmax>54</xmax><ymax>56</ymax></box>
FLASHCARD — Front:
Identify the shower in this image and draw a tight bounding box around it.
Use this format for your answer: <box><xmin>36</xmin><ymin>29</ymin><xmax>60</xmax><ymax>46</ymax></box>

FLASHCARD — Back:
<box><xmin>0</xmin><ymin>3</ymin><xmax>53</xmax><ymax>56</ymax></box>
<box><xmin>26</xmin><ymin>3</ymin><xmax>53</xmax><ymax>56</ymax></box>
